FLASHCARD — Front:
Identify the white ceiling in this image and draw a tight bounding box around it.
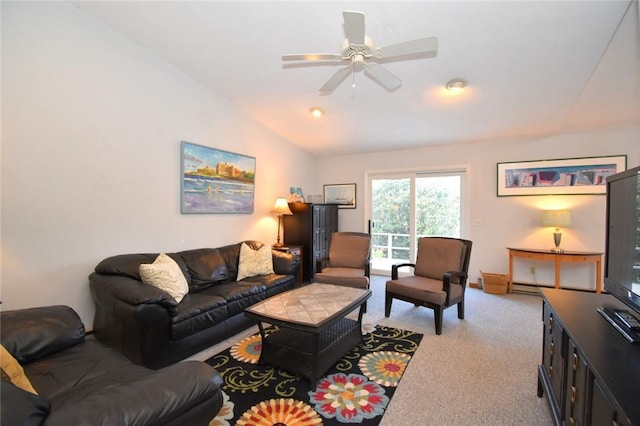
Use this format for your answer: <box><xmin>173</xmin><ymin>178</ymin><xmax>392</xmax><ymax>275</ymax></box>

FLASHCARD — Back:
<box><xmin>74</xmin><ymin>1</ymin><xmax>640</xmax><ymax>157</ymax></box>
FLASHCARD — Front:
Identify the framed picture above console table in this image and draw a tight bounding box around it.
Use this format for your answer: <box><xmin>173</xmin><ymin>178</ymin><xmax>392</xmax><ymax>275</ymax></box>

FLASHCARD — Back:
<box><xmin>507</xmin><ymin>247</ymin><xmax>603</xmax><ymax>293</ymax></box>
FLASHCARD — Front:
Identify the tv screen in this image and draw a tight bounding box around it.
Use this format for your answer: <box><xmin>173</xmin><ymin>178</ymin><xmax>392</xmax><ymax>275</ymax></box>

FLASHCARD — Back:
<box><xmin>604</xmin><ymin>165</ymin><xmax>640</xmax><ymax>315</ymax></box>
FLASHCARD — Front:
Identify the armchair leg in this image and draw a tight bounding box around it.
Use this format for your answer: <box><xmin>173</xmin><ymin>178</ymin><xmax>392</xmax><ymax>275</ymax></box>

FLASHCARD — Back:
<box><xmin>434</xmin><ymin>306</ymin><xmax>443</xmax><ymax>335</ymax></box>
<box><xmin>384</xmin><ymin>294</ymin><xmax>392</xmax><ymax>317</ymax></box>
<box><xmin>457</xmin><ymin>300</ymin><xmax>465</xmax><ymax>319</ymax></box>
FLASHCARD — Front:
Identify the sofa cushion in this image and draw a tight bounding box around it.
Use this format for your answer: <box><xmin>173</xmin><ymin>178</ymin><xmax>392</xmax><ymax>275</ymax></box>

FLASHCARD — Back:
<box><xmin>1</xmin><ymin>381</ymin><xmax>50</xmax><ymax>426</ymax></box>
<box><xmin>178</xmin><ymin>248</ymin><xmax>229</xmax><ymax>292</ymax></box>
<box><xmin>216</xmin><ymin>283</ymin><xmax>267</xmax><ymax>318</ymax></box>
<box><xmin>1</xmin><ymin>306</ymin><xmax>85</xmax><ymax>364</ymax></box>
<box><xmin>237</xmin><ymin>243</ymin><xmax>274</xmax><ymax>281</ymax></box>
<box><xmin>170</xmin><ymin>291</ymin><xmax>229</xmax><ymax>340</ymax></box>
<box><xmin>216</xmin><ymin>275</ymin><xmax>295</xmax><ymax>316</ymax></box>
<box><xmin>1</xmin><ymin>344</ymin><xmax>38</xmax><ymax>394</ymax></box>
<box><xmin>415</xmin><ymin>238</ymin><xmax>465</xmax><ymax>280</ymax></box>
<box><xmin>139</xmin><ymin>253</ymin><xmax>189</xmax><ymax>303</ymax></box>
<box><xmin>24</xmin><ymin>338</ymin><xmax>150</xmax><ymax>399</ymax></box>
<box><xmin>217</xmin><ymin>240</ymin><xmax>265</xmax><ymax>281</ymax></box>
<box><xmin>22</xmin><ymin>337</ymin><xmax>222</xmax><ymax>425</ymax></box>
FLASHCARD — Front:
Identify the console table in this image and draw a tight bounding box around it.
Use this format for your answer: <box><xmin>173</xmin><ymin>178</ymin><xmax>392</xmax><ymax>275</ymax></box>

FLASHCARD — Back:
<box><xmin>507</xmin><ymin>248</ymin><xmax>603</xmax><ymax>293</ymax></box>
<box><xmin>538</xmin><ymin>289</ymin><xmax>640</xmax><ymax>425</ymax></box>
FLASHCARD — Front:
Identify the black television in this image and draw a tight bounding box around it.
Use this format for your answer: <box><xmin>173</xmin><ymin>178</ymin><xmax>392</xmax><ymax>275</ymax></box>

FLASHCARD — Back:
<box><xmin>599</xmin><ymin>165</ymin><xmax>640</xmax><ymax>342</ymax></box>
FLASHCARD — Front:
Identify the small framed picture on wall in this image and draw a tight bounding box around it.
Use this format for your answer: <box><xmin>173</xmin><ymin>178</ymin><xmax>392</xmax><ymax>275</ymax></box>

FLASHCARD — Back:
<box><xmin>323</xmin><ymin>183</ymin><xmax>356</xmax><ymax>209</ymax></box>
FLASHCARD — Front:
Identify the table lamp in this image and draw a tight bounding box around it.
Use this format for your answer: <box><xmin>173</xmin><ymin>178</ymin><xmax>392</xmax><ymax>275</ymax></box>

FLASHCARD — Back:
<box><xmin>271</xmin><ymin>198</ymin><xmax>292</xmax><ymax>247</ymax></box>
<box><xmin>540</xmin><ymin>210</ymin><xmax>573</xmax><ymax>253</ymax></box>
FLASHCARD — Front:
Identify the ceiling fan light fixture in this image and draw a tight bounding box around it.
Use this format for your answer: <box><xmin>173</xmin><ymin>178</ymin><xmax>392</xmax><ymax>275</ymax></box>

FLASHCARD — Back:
<box><xmin>446</xmin><ymin>78</ymin><xmax>468</xmax><ymax>91</ymax></box>
<box><xmin>310</xmin><ymin>107</ymin><xmax>324</xmax><ymax>118</ymax></box>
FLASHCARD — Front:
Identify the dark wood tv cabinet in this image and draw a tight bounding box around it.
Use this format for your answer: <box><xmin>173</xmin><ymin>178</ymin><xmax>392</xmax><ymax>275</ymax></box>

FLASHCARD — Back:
<box><xmin>538</xmin><ymin>289</ymin><xmax>640</xmax><ymax>425</ymax></box>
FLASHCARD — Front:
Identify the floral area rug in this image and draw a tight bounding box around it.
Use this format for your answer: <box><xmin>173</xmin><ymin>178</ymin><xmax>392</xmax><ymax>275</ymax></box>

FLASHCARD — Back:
<box><xmin>206</xmin><ymin>324</ymin><xmax>423</xmax><ymax>425</ymax></box>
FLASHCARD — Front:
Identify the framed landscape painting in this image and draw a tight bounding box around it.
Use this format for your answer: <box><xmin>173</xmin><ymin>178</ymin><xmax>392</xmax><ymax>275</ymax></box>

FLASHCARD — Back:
<box><xmin>497</xmin><ymin>155</ymin><xmax>626</xmax><ymax>196</ymax></box>
<box><xmin>181</xmin><ymin>141</ymin><xmax>256</xmax><ymax>213</ymax></box>
<box><xmin>324</xmin><ymin>183</ymin><xmax>357</xmax><ymax>208</ymax></box>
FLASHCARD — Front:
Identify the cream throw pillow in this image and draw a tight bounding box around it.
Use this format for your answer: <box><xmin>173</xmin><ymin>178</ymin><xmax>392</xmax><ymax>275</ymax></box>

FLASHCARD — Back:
<box><xmin>1</xmin><ymin>344</ymin><xmax>37</xmax><ymax>395</ymax></box>
<box><xmin>237</xmin><ymin>243</ymin><xmax>274</xmax><ymax>281</ymax></box>
<box><xmin>139</xmin><ymin>253</ymin><xmax>189</xmax><ymax>303</ymax></box>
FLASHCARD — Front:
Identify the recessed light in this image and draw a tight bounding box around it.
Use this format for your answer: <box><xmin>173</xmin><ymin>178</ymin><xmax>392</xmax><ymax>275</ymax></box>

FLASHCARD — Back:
<box><xmin>310</xmin><ymin>107</ymin><xmax>324</xmax><ymax>118</ymax></box>
<box><xmin>446</xmin><ymin>78</ymin><xmax>468</xmax><ymax>91</ymax></box>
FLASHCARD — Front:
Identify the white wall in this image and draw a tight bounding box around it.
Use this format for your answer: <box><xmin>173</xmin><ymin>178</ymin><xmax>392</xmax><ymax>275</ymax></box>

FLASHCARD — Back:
<box><xmin>0</xmin><ymin>2</ymin><xmax>316</xmax><ymax>326</ymax></box>
<box><xmin>316</xmin><ymin>129</ymin><xmax>640</xmax><ymax>290</ymax></box>
<box><xmin>2</xmin><ymin>2</ymin><xmax>639</xmax><ymax>329</ymax></box>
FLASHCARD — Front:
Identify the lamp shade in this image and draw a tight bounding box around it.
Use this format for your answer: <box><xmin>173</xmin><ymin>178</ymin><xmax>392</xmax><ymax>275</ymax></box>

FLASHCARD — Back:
<box><xmin>271</xmin><ymin>198</ymin><xmax>292</xmax><ymax>215</ymax></box>
<box><xmin>540</xmin><ymin>210</ymin><xmax>573</xmax><ymax>228</ymax></box>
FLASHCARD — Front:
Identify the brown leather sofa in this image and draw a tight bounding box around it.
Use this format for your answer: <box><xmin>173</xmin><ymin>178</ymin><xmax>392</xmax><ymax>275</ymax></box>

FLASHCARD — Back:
<box><xmin>90</xmin><ymin>240</ymin><xmax>300</xmax><ymax>369</ymax></box>
<box><xmin>0</xmin><ymin>305</ymin><xmax>223</xmax><ymax>426</ymax></box>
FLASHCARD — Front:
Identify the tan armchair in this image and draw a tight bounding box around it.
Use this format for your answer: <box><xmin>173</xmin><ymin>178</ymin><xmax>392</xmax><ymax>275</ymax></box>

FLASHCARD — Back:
<box><xmin>385</xmin><ymin>236</ymin><xmax>472</xmax><ymax>334</ymax></box>
<box><xmin>315</xmin><ymin>232</ymin><xmax>371</xmax><ymax>290</ymax></box>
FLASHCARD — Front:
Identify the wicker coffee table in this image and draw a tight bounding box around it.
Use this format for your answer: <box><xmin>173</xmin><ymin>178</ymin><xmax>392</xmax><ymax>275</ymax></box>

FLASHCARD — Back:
<box><xmin>244</xmin><ymin>283</ymin><xmax>371</xmax><ymax>384</ymax></box>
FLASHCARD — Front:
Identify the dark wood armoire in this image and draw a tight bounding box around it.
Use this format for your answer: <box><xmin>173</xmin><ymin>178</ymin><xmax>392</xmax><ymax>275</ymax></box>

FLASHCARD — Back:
<box><xmin>283</xmin><ymin>203</ymin><xmax>338</xmax><ymax>283</ymax></box>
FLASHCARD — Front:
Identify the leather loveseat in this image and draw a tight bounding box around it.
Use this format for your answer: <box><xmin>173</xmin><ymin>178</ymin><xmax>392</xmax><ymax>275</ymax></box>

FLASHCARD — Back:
<box><xmin>0</xmin><ymin>305</ymin><xmax>223</xmax><ymax>426</ymax></box>
<box><xmin>90</xmin><ymin>240</ymin><xmax>300</xmax><ymax>369</ymax></box>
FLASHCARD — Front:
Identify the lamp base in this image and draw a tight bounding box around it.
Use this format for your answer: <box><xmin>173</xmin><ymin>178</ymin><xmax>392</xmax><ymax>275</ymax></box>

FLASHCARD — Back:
<box><xmin>274</xmin><ymin>215</ymin><xmax>284</xmax><ymax>248</ymax></box>
<box><xmin>550</xmin><ymin>231</ymin><xmax>564</xmax><ymax>253</ymax></box>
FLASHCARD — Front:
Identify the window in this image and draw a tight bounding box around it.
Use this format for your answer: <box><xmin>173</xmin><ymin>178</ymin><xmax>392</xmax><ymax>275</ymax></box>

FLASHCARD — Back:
<box><xmin>367</xmin><ymin>168</ymin><xmax>467</xmax><ymax>275</ymax></box>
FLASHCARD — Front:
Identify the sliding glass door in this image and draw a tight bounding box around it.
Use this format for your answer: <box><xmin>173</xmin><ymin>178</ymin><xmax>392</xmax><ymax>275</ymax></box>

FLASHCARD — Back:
<box><xmin>368</xmin><ymin>169</ymin><xmax>466</xmax><ymax>275</ymax></box>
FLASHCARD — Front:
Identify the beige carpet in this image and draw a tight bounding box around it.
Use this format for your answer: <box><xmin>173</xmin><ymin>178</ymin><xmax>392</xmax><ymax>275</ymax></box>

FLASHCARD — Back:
<box><xmin>187</xmin><ymin>275</ymin><xmax>554</xmax><ymax>425</ymax></box>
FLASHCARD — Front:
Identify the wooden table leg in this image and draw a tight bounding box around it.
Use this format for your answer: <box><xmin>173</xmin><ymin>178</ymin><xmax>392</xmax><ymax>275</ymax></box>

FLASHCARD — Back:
<box><xmin>508</xmin><ymin>252</ymin><xmax>514</xmax><ymax>293</ymax></box>
<box><xmin>596</xmin><ymin>257</ymin><xmax>602</xmax><ymax>293</ymax></box>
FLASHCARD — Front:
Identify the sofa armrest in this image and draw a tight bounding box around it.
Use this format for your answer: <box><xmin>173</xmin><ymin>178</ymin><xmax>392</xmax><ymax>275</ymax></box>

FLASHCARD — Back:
<box><xmin>316</xmin><ymin>256</ymin><xmax>329</xmax><ymax>273</ymax></box>
<box><xmin>391</xmin><ymin>263</ymin><xmax>416</xmax><ymax>280</ymax></box>
<box><xmin>0</xmin><ymin>306</ymin><xmax>85</xmax><ymax>364</ymax></box>
<box><xmin>443</xmin><ymin>270</ymin><xmax>468</xmax><ymax>304</ymax></box>
<box><xmin>90</xmin><ymin>273</ymin><xmax>179</xmax><ymax>368</ymax></box>
<box><xmin>89</xmin><ymin>272</ymin><xmax>178</xmax><ymax>311</ymax></box>
<box><xmin>271</xmin><ymin>250</ymin><xmax>300</xmax><ymax>277</ymax></box>
<box><xmin>1</xmin><ymin>381</ymin><xmax>51</xmax><ymax>426</ymax></box>
<box><xmin>44</xmin><ymin>361</ymin><xmax>223</xmax><ymax>426</ymax></box>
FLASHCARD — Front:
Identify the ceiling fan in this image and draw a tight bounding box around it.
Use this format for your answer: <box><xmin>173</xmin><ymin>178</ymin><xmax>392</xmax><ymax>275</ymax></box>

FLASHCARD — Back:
<box><xmin>282</xmin><ymin>10</ymin><xmax>438</xmax><ymax>95</ymax></box>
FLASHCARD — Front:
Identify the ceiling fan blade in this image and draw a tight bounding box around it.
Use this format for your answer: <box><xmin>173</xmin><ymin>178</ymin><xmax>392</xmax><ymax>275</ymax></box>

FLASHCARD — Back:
<box><xmin>282</xmin><ymin>53</ymin><xmax>343</xmax><ymax>61</ymax></box>
<box><xmin>378</xmin><ymin>37</ymin><xmax>438</xmax><ymax>59</ymax></box>
<box><xmin>343</xmin><ymin>11</ymin><xmax>365</xmax><ymax>46</ymax></box>
<box><xmin>363</xmin><ymin>63</ymin><xmax>402</xmax><ymax>91</ymax></box>
<box><xmin>319</xmin><ymin>66</ymin><xmax>352</xmax><ymax>95</ymax></box>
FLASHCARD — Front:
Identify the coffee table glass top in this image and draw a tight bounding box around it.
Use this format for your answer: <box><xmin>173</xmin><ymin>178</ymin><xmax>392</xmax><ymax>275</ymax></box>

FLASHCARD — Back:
<box><xmin>245</xmin><ymin>283</ymin><xmax>370</xmax><ymax>327</ymax></box>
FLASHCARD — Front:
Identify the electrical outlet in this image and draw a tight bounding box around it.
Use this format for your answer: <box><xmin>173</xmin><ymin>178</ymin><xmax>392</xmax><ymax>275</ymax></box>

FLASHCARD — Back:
<box><xmin>529</xmin><ymin>266</ymin><xmax>536</xmax><ymax>275</ymax></box>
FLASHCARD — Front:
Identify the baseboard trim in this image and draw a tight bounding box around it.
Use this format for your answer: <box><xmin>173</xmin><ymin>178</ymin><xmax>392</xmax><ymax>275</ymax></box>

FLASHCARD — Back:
<box><xmin>471</xmin><ymin>281</ymin><xmax>599</xmax><ymax>295</ymax></box>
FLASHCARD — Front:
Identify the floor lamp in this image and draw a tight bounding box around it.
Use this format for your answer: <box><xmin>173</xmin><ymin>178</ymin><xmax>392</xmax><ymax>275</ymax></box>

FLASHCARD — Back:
<box><xmin>271</xmin><ymin>198</ymin><xmax>292</xmax><ymax>247</ymax></box>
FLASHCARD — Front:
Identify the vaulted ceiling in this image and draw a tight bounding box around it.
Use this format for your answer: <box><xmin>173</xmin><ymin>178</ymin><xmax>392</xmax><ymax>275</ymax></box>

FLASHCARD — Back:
<box><xmin>75</xmin><ymin>1</ymin><xmax>640</xmax><ymax>157</ymax></box>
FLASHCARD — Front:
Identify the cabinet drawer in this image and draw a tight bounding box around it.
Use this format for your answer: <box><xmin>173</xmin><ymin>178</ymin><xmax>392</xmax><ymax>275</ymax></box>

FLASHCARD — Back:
<box><xmin>517</xmin><ymin>250</ymin><xmax>543</xmax><ymax>259</ymax></box>
<box><xmin>542</xmin><ymin>301</ymin><xmax>566</xmax><ymax>414</ymax></box>
<box><xmin>565</xmin><ymin>340</ymin><xmax>588</xmax><ymax>426</ymax></box>
<box><xmin>590</xmin><ymin>379</ymin><xmax>628</xmax><ymax>426</ymax></box>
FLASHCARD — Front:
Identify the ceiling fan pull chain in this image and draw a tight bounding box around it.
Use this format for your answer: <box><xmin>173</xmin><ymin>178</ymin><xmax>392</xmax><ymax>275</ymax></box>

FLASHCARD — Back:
<box><xmin>352</xmin><ymin>69</ymin><xmax>356</xmax><ymax>88</ymax></box>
